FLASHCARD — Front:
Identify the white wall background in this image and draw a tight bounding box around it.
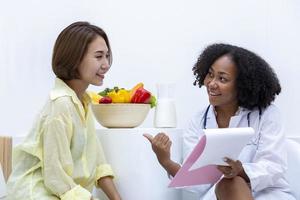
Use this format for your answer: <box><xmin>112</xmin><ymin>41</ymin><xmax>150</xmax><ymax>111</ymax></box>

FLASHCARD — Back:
<box><xmin>0</xmin><ymin>0</ymin><xmax>299</xmax><ymax>137</ymax></box>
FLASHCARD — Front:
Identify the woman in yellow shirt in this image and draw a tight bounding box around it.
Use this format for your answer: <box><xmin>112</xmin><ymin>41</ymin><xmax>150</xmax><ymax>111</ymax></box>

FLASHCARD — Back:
<box><xmin>7</xmin><ymin>21</ymin><xmax>121</xmax><ymax>200</ymax></box>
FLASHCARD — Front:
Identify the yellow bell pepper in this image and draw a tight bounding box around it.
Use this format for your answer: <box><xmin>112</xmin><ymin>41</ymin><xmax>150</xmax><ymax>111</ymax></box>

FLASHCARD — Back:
<box><xmin>107</xmin><ymin>89</ymin><xmax>131</xmax><ymax>103</ymax></box>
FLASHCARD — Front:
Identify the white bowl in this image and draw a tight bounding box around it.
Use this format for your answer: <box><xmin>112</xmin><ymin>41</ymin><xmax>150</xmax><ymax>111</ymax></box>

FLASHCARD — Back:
<box><xmin>91</xmin><ymin>103</ymin><xmax>150</xmax><ymax>128</ymax></box>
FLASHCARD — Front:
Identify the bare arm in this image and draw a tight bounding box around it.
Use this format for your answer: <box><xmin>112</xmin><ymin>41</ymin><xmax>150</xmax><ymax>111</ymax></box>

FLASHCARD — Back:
<box><xmin>97</xmin><ymin>176</ymin><xmax>121</xmax><ymax>200</ymax></box>
<box><xmin>159</xmin><ymin>159</ymin><xmax>181</xmax><ymax>177</ymax></box>
<box><xmin>144</xmin><ymin>133</ymin><xmax>181</xmax><ymax>177</ymax></box>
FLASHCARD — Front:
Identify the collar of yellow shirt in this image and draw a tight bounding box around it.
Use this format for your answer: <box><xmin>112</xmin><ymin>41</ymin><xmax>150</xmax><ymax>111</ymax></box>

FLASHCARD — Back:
<box><xmin>50</xmin><ymin>78</ymin><xmax>91</xmax><ymax>121</ymax></box>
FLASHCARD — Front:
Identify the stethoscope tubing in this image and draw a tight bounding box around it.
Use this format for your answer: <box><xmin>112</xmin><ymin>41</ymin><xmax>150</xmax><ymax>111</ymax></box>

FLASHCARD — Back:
<box><xmin>203</xmin><ymin>105</ymin><xmax>261</xmax><ymax>129</ymax></box>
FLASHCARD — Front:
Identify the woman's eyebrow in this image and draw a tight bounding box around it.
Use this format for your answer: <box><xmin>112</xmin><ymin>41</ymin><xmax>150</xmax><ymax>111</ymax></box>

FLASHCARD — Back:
<box><xmin>218</xmin><ymin>71</ymin><xmax>230</xmax><ymax>75</ymax></box>
<box><xmin>94</xmin><ymin>50</ymin><xmax>105</xmax><ymax>54</ymax></box>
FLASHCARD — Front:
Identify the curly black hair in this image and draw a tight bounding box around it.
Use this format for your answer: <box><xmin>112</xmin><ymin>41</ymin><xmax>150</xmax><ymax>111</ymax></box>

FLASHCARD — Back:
<box><xmin>192</xmin><ymin>43</ymin><xmax>281</xmax><ymax>109</ymax></box>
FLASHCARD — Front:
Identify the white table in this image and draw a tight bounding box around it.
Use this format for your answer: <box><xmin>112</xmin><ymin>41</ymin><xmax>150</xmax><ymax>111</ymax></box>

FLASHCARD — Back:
<box><xmin>94</xmin><ymin>128</ymin><xmax>183</xmax><ymax>200</ymax></box>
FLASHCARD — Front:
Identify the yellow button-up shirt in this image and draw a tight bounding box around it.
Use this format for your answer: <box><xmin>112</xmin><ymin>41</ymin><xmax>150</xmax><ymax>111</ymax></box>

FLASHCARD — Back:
<box><xmin>7</xmin><ymin>78</ymin><xmax>114</xmax><ymax>200</ymax></box>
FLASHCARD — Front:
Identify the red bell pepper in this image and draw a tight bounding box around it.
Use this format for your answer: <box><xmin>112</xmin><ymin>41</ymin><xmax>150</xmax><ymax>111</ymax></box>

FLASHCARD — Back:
<box><xmin>130</xmin><ymin>87</ymin><xmax>151</xmax><ymax>103</ymax></box>
<box><xmin>99</xmin><ymin>96</ymin><xmax>112</xmax><ymax>104</ymax></box>
<box><xmin>129</xmin><ymin>83</ymin><xmax>144</xmax><ymax>99</ymax></box>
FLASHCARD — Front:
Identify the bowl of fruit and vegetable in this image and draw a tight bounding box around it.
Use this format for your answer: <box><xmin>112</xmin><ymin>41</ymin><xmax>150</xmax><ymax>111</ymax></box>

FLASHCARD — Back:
<box><xmin>89</xmin><ymin>83</ymin><xmax>156</xmax><ymax>128</ymax></box>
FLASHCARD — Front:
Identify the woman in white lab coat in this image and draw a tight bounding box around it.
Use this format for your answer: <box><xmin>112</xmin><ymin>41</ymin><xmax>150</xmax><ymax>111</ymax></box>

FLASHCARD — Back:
<box><xmin>144</xmin><ymin>43</ymin><xmax>296</xmax><ymax>200</ymax></box>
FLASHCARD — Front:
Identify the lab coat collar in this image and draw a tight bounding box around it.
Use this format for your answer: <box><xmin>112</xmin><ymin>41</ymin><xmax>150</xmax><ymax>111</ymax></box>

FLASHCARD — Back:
<box><xmin>205</xmin><ymin>106</ymin><xmax>218</xmax><ymax>128</ymax></box>
<box><xmin>206</xmin><ymin>105</ymin><xmax>251</xmax><ymax>128</ymax></box>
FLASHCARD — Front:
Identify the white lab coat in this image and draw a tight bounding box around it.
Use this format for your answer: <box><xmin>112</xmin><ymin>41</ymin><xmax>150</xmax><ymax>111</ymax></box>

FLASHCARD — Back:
<box><xmin>182</xmin><ymin>104</ymin><xmax>296</xmax><ymax>200</ymax></box>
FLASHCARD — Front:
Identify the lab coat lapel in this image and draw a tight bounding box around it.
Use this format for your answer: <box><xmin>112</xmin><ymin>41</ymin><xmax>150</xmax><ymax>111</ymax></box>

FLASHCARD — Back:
<box><xmin>205</xmin><ymin>106</ymin><xmax>218</xmax><ymax>129</ymax></box>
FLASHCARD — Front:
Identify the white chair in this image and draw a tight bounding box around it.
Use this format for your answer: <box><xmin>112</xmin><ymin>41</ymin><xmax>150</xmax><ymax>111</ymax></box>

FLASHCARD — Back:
<box><xmin>286</xmin><ymin>137</ymin><xmax>300</xmax><ymax>200</ymax></box>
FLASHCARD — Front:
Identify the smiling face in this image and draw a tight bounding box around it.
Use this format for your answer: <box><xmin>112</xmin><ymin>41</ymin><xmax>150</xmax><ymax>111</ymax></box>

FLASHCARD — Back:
<box><xmin>203</xmin><ymin>55</ymin><xmax>238</xmax><ymax>109</ymax></box>
<box><xmin>77</xmin><ymin>36</ymin><xmax>110</xmax><ymax>86</ymax></box>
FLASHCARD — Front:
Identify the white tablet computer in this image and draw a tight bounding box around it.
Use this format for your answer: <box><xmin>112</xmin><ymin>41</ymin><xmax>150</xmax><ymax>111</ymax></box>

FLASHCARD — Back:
<box><xmin>189</xmin><ymin>127</ymin><xmax>255</xmax><ymax>170</ymax></box>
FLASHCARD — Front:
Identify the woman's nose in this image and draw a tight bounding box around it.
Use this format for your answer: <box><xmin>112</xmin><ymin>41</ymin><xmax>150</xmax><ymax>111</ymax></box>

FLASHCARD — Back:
<box><xmin>208</xmin><ymin>79</ymin><xmax>218</xmax><ymax>89</ymax></box>
<box><xmin>101</xmin><ymin>59</ymin><xmax>110</xmax><ymax>70</ymax></box>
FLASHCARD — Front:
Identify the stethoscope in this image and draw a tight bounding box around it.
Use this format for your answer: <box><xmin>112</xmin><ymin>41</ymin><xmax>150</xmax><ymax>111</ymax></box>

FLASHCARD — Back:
<box><xmin>203</xmin><ymin>105</ymin><xmax>262</xmax><ymax>129</ymax></box>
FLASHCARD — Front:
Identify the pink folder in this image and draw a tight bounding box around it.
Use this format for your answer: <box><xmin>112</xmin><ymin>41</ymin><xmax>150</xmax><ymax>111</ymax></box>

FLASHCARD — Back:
<box><xmin>168</xmin><ymin>135</ymin><xmax>222</xmax><ymax>188</ymax></box>
<box><xmin>168</xmin><ymin>127</ymin><xmax>254</xmax><ymax>188</ymax></box>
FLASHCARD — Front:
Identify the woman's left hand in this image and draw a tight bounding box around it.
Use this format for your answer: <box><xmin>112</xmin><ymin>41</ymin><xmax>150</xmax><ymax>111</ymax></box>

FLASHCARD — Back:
<box><xmin>217</xmin><ymin>157</ymin><xmax>243</xmax><ymax>179</ymax></box>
